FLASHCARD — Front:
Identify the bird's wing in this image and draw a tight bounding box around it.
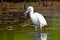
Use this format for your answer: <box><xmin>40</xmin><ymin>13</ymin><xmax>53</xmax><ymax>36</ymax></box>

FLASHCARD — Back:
<box><xmin>34</xmin><ymin>12</ymin><xmax>47</xmax><ymax>26</ymax></box>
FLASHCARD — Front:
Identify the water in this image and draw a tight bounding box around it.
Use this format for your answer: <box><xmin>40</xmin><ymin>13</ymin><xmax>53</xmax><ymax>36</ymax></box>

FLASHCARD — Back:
<box><xmin>0</xmin><ymin>20</ymin><xmax>60</xmax><ymax>40</ymax></box>
<box><xmin>34</xmin><ymin>32</ymin><xmax>47</xmax><ymax>40</ymax></box>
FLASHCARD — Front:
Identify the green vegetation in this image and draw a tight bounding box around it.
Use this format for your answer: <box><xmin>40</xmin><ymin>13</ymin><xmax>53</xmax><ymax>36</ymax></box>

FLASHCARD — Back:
<box><xmin>0</xmin><ymin>18</ymin><xmax>60</xmax><ymax>40</ymax></box>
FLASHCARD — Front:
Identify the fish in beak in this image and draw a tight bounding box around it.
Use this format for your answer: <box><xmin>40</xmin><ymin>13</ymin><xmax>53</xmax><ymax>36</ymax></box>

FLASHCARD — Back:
<box><xmin>24</xmin><ymin>10</ymin><xmax>29</xmax><ymax>19</ymax></box>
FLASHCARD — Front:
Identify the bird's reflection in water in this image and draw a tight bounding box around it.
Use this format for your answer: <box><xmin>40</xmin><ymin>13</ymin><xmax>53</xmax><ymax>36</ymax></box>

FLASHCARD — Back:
<box><xmin>34</xmin><ymin>32</ymin><xmax>47</xmax><ymax>40</ymax></box>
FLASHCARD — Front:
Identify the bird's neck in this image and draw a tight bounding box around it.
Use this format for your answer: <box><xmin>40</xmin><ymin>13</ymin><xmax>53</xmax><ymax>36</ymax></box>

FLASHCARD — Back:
<box><xmin>30</xmin><ymin>10</ymin><xmax>34</xmax><ymax>14</ymax></box>
<box><xmin>29</xmin><ymin>10</ymin><xmax>34</xmax><ymax>19</ymax></box>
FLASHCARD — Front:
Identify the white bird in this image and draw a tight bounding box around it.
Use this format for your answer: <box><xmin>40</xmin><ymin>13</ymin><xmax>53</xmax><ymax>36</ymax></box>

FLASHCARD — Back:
<box><xmin>24</xmin><ymin>6</ymin><xmax>48</xmax><ymax>40</ymax></box>
<box><xmin>24</xmin><ymin>6</ymin><xmax>47</xmax><ymax>31</ymax></box>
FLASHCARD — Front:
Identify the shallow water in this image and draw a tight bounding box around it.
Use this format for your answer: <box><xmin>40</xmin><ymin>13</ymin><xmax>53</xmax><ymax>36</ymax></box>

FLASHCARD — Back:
<box><xmin>0</xmin><ymin>18</ymin><xmax>60</xmax><ymax>40</ymax></box>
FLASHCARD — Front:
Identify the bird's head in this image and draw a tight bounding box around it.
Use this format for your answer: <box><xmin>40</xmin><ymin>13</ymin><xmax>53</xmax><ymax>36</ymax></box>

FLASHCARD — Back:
<box><xmin>25</xmin><ymin>6</ymin><xmax>34</xmax><ymax>13</ymax></box>
<box><xmin>24</xmin><ymin>6</ymin><xmax>34</xmax><ymax>19</ymax></box>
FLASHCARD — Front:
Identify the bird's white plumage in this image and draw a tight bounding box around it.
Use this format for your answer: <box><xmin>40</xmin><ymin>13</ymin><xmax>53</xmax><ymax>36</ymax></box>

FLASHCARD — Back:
<box><xmin>24</xmin><ymin>6</ymin><xmax>47</xmax><ymax>40</ymax></box>
<box><xmin>25</xmin><ymin>6</ymin><xmax>47</xmax><ymax>30</ymax></box>
<box><xmin>30</xmin><ymin>12</ymin><xmax>47</xmax><ymax>28</ymax></box>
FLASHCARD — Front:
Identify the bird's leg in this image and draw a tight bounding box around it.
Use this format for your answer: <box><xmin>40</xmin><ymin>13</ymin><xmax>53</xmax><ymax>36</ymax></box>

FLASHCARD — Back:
<box><xmin>40</xmin><ymin>25</ymin><xmax>43</xmax><ymax>40</ymax></box>
<box><xmin>40</xmin><ymin>27</ymin><xmax>42</xmax><ymax>34</ymax></box>
<box><xmin>35</xmin><ymin>25</ymin><xmax>37</xmax><ymax>32</ymax></box>
<box><xmin>40</xmin><ymin>27</ymin><xmax>42</xmax><ymax>40</ymax></box>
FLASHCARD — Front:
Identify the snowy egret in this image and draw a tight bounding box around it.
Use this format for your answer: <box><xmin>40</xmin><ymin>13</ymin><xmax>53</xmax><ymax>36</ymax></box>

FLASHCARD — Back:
<box><xmin>24</xmin><ymin>6</ymin><xmax>47</xmax><ymax>31</ymax></box>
